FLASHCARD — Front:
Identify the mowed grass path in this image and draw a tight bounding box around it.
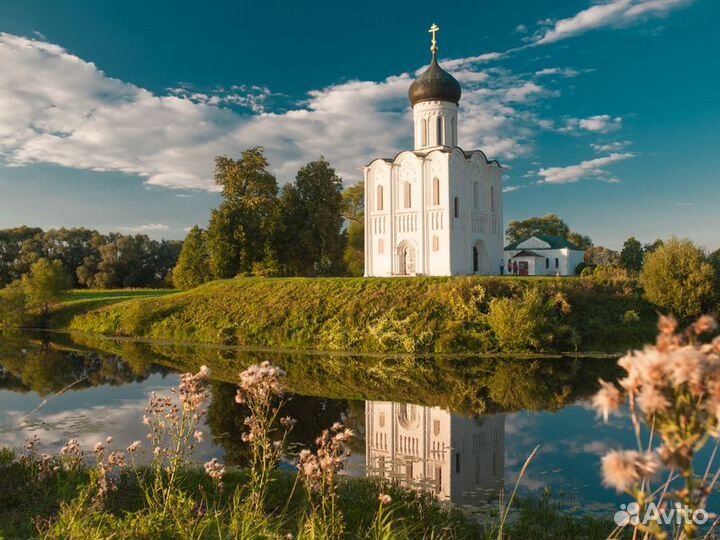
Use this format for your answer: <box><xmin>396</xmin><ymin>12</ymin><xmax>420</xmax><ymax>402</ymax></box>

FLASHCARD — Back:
<box><xmin>49</xmin><ymin>289</ymin><xmax>182</xmax><ymax>329</ymax></box>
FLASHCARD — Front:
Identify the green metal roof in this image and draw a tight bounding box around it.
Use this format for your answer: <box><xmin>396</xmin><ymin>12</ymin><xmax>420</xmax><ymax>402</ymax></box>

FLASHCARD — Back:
<box><xmin>504</xmin><ymin>235</ymin><xmax>583</xmax><ymax>251</ymax></box>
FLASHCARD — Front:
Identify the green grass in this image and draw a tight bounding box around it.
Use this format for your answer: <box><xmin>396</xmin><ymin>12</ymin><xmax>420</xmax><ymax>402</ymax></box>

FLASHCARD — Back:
<box><xmin>59</xmin><ymin>276</ymin><xmax>657</xmax><ymax>354</ymax></box>
<box><xmin>0</xmin><ymin>449</ymin><xmax>622</xmax><ymax>540</ymax></box>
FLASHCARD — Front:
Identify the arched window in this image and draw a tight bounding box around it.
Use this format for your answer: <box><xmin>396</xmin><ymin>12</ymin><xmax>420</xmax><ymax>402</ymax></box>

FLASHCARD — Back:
<box><xmin>403</xmin><ymin>182</ymin><xmax>412</xmax><ymax>208</ymax></box>
<box><xmin>378</xmin><ymin>239</ymin><xmax>384</xmax><ymax>254</ymax></box>
<box><xmin>432</xmin><ymin>235</ymin><xmax>439</xmax><ymax>251</ymax></box>
<box><xmin>555</xmin><ymin>257</ymin><xmax>559</xmax><ymax>269</ymax></box>
<box><xmin>473</xmin><ymin>246</ymin><xmax>479</xmax><ymax>272</ymax></box>
<box><xmin>432</xmin><ymin>177</ymin><xmax>440</xmax><ymax>205</ymax></box>
<box><xmin>490</xmin><ymin>185</ymin><xmax>496</xmax><ymax>213</ymax></box>
<box><xmin>451</xmin><ymin>117</ymin><xmax>456</xmax><ymax>146</ymax></box>
<box><xmin>473</xmin><ymin>182</ymin><xmax>479</xmax><ymax>209</ymax></box>
<box><xmin>376</xmin><ymin>185</ymin><xmax>383</xmax><ymax>211</ymax></box>
<box><xmin>420</xmin><ymin>118</ymin><xmax>427</xmax><ymax>147</ymax></box>
<box><xmin>436</xmin><ymin>116</ymin><xmax>443</xmax><ymax>145</ymax></box>
<box><xmin>453</xmin><ymin>196</ymin><xmax>459</xmax><ymax>218</ymax></box>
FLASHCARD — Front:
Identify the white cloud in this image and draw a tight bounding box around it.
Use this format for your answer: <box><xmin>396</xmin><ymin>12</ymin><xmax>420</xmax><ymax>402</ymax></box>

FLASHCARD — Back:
<box><xmin>591</xmin><ymin>140</ymin><xmax>631</xmax><ymax>152</ymax></box>
<box><xmin>537</xmin><ymin>152</ymin><xmax>635</xmax><ymax>184</ymax></box>
<box><xmin>535</xmin><ymin>67</ymin><xmax>582</xmax><ymax>78</ymax></box>
<box><xmin>534</xmin><ymin>0</ymin><xmax>693</xmax><ymax>45</ymax></box>
<box><xmin>560</xmin><ymin>114</ymin><xmax>623</xmax><ymax>134</ymax></box>
<box><xmin>0</xmin><ymin>33</ymin><xmax>566</xmax><ymax>190</ymax></box>
<box><xmin>117</xmin><ymin>223</ymin><xmax>170</xmax><ymax>233</ymax></box>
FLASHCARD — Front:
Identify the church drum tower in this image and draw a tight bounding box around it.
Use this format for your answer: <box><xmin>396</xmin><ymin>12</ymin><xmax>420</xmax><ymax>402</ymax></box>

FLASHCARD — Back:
<box><xmin>364</xmin><ymin>25</ymin><xmax>503</xmax><ymax>277</ymax></box>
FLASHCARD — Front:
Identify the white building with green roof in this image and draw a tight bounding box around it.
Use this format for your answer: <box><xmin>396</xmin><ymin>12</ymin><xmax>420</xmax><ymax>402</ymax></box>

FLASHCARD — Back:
<box><xmin>503</xmin><ymin>235</ymin><xmax>585</xmax><ymax>277</ymax></box>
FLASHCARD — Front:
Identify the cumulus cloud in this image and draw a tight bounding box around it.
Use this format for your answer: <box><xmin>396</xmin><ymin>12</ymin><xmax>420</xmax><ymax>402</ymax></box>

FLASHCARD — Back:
<box><xmin>537</xmin><ymin>152</ymin><xmax>635</xmax><ymax>184</ymax></box>
<box><xmin>535</xmin><ymin>67</ymin><xmax>582</xmax><ymax>78</ymax></box>
<box><xmin>534</xmin><ymin>0</ymin><xmax>693</xmax><ymax>45</ymax></box>
<box><xmin>0</xmin><ymin>32</ymin><xmax>566</xmax><ymax>190</ymax></box>
<box><xmin>591</xmin><ymin>140</ymin><xmax>631</xmax><ymax>152</ymax></box>
<box><xmin>559</xmin><ymin>114</ymin><xmax>623</xmax><ymax>134</ymax></box>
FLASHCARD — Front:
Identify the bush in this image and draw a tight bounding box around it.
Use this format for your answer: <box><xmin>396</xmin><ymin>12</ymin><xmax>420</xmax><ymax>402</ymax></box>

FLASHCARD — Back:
<box><xmin>587</xmin><ymin>265</ymin><xmax>635</xmax><ymax>290</ymax></box>
<box><xmin>640</xmin><ymin>238</ymin><xmax>716</xmax><ymax>318</ymax></box>
<box><xmin>580</xmin><ymin>266</ymin><xmax>595</xmax><ymax>278</ymax></box>
<box><xmin>575</xmin><ymin>262</ymin><xmax>592</xmax><ymax>276</ymax></box>
<box><xmin>0</xmin><ymin>281</ymin><xmax>27</xmax><ymax>329</ymax></box>
<box><xmin>487</xmin><ymin>288</ymin><xmax>555</xmax><ymax>351</ymax></box>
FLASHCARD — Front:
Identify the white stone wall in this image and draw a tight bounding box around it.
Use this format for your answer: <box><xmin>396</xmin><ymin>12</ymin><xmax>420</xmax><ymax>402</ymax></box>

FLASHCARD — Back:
<box><xmin>504</xmin><ymin>247</ymin><xmax>586</xmax><ymax>276</ymax></box>
<box><xmin>412</xmin><ymin>100</ymin><xmax>458</xmax><ymax>149</ymax></box>
<box><xmin>364</xmin><ymin>148</ymin><xmax>502</xmax><ymax>277</ymax></box>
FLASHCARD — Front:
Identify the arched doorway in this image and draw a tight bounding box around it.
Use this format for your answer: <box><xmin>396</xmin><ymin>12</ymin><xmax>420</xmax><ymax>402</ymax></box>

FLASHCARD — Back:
<box><xmin>473</xmin><ymin>240</ymin><xmax>491</xmax><ymax>275</ymax></box>
<box><xmin>397</xmin><ymin>241</ymin><xmax>417</xmax><ymax>275</ymax></box>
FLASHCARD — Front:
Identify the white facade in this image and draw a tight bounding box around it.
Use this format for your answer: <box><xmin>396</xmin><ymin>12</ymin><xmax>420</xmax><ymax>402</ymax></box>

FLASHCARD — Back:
<box><xmin>365</xmin><ymin>401</ymin><xmax>505</xmax><ymax>504</ymax></box>
<box><xmin>504</xmin><ymin>236</ymin><xmax>586</xmax><ymax>277</ymax></box>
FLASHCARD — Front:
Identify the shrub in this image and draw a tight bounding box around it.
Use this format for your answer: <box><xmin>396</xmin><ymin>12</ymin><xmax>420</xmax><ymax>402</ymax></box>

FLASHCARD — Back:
<box><xmin>640</xmin><ymin>238</ymin><xmax>716</xmax><ymax>318</ymax></box>
<box><xmin>0</xmin><ymin>281</ymin><xmax>27</xmax><ymax>329</ymax></box>
<box><xmin>587</xmin><ymin>265</ymin><xmax>635</xmax><ymax>290</ymax></box>
<box><xmin>487</xmin><ymin>288</ymin><xmax>555</xmax><ymax>351</ymax></box>
<box><xmin>623</xmin><ymin>310</ymin><xmax>640</xmax><ymax>323</ymax></box>
<box><xmin>580</xmin><ymin>265</ymin><xmax>595</xmax><ymax>278</ymax></box>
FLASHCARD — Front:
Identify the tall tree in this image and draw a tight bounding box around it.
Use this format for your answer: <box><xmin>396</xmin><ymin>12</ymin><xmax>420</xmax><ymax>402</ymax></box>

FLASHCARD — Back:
<box><xmin>277</xmin><ymin>158</ymin><xmax>346</xmax><ymax>276</ymax></box>
<box><xmin>21</xmin><ymin>258</ymin><xmax>72</xmax><ymax>316</ymax></box>
<box><xmin>620</xmin><ymin>237</ymin><xmax>645</xmax><ymax>272</ymax></box>
<box><xmin>172</xmin><ymin>226</ymin><xmax>212</xmax><ymax>288</ymax></box>
<box><xmin>585</xmin><ymin>246</ymin><xmax>620</xmax><ymax>266</ymax></box>
<box><xmin>208</xmin><ymin>148</ymin><xmax>279</xmax><ymax>276</ymax></box>
<box><xmin>342</xmin><ymin>181</ymin><xmax>364</xmax><ymax>277</ymax></box>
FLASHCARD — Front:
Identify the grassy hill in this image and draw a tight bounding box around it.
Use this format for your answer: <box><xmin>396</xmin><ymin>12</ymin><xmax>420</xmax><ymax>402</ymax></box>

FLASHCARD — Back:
<box><xmin>59</xmin><ymin>276</ymin><xmax>656</xmax><ymax>354</ymax></box>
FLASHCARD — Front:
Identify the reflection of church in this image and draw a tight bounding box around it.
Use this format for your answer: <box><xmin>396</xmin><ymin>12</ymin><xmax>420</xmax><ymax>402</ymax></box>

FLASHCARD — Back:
<box><xmin>365</xmin><ymin>401</ymin><xmax>504</xmax><ymax>505</ymax></box>
<box><xmin>364</xmin><ymin>24</ymin><xmax>504</xmax><ymax>277</ymax></box>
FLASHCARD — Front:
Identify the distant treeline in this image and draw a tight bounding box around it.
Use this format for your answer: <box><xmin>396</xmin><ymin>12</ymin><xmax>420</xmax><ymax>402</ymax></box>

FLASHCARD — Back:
<box><xmin>0</xmin><ymin>227</ymin><xmax>182</xmax><ymax>289</ymax></box>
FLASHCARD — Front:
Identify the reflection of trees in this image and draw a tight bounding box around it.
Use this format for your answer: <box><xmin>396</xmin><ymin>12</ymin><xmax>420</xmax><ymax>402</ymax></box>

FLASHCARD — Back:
<box><xmin>12</xmin><ymin>332</ymin><xmax>623</xmax><ymax>416</ymax></box>
<box><xmin>206</xmin><ymin>380</ymin><xmax>349</xmax><ymax>466</ymax></box>
<box><xmin>0</xmin><ymin>336</ymin><xmax>160</xmax><ymax>395</ymax></box>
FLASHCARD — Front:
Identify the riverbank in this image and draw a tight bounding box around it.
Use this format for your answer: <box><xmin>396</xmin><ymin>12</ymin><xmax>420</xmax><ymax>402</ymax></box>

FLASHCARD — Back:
<box><xmin>49</xmin><ymin>276</ymin><xmax>656</xmax><ymax>354</ymax></box>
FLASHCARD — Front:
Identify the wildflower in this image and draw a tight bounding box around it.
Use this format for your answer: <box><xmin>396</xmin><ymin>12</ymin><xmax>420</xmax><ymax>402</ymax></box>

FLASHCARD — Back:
<box><xmin>637</xmin><ymin>385</ymin><xmax>671</xmax><ymax>415</ymax></box>
<box><xmin>601</xmin><ymin>450</ymin><xmax>661</xmax><ymax>493</ymax></box>
<box><xmin>378</xmin><ymin>493</ymin><xmax>392</xmax><ymax>505</ymax></box>
<box><xmin>194</xmin><ymin>430</ymin><xmax>204</xmax><ymax>443</ymax></box>
<box><xmin>94</xmin><ymin>442</ymin><xmax>105</xmax><ymax>454</ymax></box>
<box><xmin>658</xmin><ymin>315</ymin><xmax>678</xmax><ymax>335</ymax></box>
<box><xmin>694</xmin><ymin>315</ymin><xmax>717</xmax><ymax>335</ymax></box>
<box><xmin>106</xmin><ymin>436</ymin><xmax>113</xmax><ymax>444</ymax></box>
<box><xmin>142</xmin><ymin>415</ymin><xmax>150</xmax><ymax>425</ymax></box>
<box><xmin>127</xmin><ymin>441</ymin><xmax>142</xmax><ymax>454</ymax></box>
<box><xmin>204</xmin><ymin>458</ymin><xmax>225</xmax><ymax>483</ymax></box>
<box><xmin>592</xmin><ymin>379</ymin><xmax>623</xmax><ymax>422</ymax></box>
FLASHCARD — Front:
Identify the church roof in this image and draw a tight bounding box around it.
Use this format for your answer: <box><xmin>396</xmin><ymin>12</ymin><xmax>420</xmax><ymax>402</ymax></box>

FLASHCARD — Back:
<box><xmin>504</xmin><ymin>235</ymin><xmax>583</xmax><ymax>251</ymax></box>
<box><xmin>364</xmin><ymin>147</ymin><xmax>502</xmax><ymax>168</ymax></box>
<box><xmin>408</xmin><ymin>56</ymin><xmax>462</xmax><ymax>106</ymax></box>
<box><xmin>511</xmin><ymin>250</ymin><xmax>546</xmax><ymax>258</ymax></box>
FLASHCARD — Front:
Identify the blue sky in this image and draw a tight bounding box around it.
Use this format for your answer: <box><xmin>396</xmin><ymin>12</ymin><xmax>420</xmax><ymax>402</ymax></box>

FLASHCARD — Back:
<box><xmin>0</xmin><ymin>0</ymin><xmax>718</xmax><ymax>250</ymax></box>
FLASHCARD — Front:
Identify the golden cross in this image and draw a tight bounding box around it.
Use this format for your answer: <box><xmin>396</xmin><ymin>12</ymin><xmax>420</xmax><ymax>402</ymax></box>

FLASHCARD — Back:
<box><xmin>428</xmin><ymin>23</ymin><xmax>439</xmax><ymax>56</ymax></box>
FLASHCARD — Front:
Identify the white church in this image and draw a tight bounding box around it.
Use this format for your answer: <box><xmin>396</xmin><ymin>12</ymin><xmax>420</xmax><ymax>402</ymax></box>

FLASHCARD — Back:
<box><xmin>364</xmin><ymin>25</ymin><xmax>504</xmax><ymax>277</ymax></box>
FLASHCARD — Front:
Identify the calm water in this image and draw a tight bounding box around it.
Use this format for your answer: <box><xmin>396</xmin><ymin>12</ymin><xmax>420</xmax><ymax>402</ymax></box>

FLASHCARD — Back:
<box><xmin>1</xmin><ymin>331</ymin><xmax>710</xmax><ymax>519</ymax></box>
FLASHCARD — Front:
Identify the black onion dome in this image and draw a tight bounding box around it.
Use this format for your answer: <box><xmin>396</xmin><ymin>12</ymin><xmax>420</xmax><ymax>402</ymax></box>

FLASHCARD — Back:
<box><xmin>408</xmin><ymin>56</ymin><xmax>462</xmax><ymax>106</ymax></box>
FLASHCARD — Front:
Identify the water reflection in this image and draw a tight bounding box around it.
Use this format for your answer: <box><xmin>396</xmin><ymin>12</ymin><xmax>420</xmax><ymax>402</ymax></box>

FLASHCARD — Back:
<box><xmin>0</xmin><ymin>331</ymin><xmax>638</xmax><ymax>509</ymax></box>
<box><xmin>366</xmin><ymin>401</ymin><xmax>503</xmax><ymax>505</ymax></box>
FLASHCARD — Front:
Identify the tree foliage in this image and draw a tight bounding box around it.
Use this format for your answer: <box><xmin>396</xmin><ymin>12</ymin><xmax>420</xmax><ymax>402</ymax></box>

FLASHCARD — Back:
<box><xmin>0</xmin><ymin>227</ymin><xmax>181</xmax><ymax>289</ymax></box>
<box><xmin>640</xmin><ymin>238</ymin><xmax>716</xmax><ymax>318</ymax></box>
<box><xmin>21</xmin><ymin>258</ymin><xmax>72</xmax><ymax>315</ymax></box>
<box><xmin>342</xmin><ymin>181</ymin><xmax>364</xmax><ymax>277</ymax></box>
<box><xmin>620</xmin><ymin>237</ymin><xmax>644</xmax><ymax>272</ymax></box>
<box><xmin>207</xmin><ymin>149</ymin><xmax>279</xmax><ymax>277</ymax></box>
<box><xmin>172</xmin><ymin>226</ymin><xmax>212</xmax><ymax>289</ymax></box>
<box><xmin>505</xmin><ymin>214</ymin><xmax>592</xmax><ymax>249</ymax></box>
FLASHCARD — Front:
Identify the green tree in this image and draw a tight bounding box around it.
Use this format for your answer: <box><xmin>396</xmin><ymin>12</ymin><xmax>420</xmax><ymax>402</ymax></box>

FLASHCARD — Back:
<box><xmin>505</xmin><ymin>214</ymin><xmax>592</xmax><ymax>249</ymax></box>
<box><xmin>0</xmin><ymin>281</ymin><xmax>27</xmax><ymax>329</ymax></box>
<box><xmin>585</xmin><ymin>245</ymin><xmax>620</xmax><ymax>266</ymax></box>
<box><xmin>277</xmin><ymin>158</ymin><xmax>346</xmax><ymax>276</ymax></box>
<box><xmin>207</xmin><ymin>148</ymin><xmax>279</xmax><ymax>277</ymax></box>
<box><xmin>172</xmin><ymin>226</ymin><xmax>212</xmax><ymax>289</ymax></box>
<box><xmin>342</xmin><ymin>181</ymin><xmax>364</xmax><ymax>276</ymax></box>
<box><xmin>21</xmin><ymin>258</ymin><xmax>71</xmax><ymax>316</ymax></box>
<box><xmin>640</xmin><ymin>238</ymin><xmax>716</xmax><ymax>318</ymax></box>
<box><xmin>620</xmin><ymin>237</ymin><xmax>644</xmax><ymax>272</ymax></box>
